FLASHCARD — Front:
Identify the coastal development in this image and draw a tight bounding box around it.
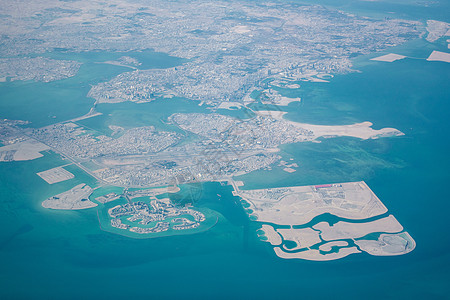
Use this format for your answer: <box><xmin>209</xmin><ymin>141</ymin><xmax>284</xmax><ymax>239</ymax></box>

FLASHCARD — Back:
<box><xmin>0</xmin><ymin>57</ymin><xmax>81</xmax><ymax>82</ymax></box>
<box><xmin>235</xmin><ymin>181</ymin><xmax>415</xmax><ymax>261</ymax></box>
<box><xmin>42</xmin><ymin>184</ymin><xmax>96</xmax><ymax>210</ymax></box>
<box><xmin>108</xmin><ymin>198</ymin><xmax>206</xmax><ymax>234</ymax></box>
<box><xmin>0</xmin><ymin>0</ymin><xmax>422</xmax><ymax>106</ymax></box>
<box><xmin>0</xmin><ymin>0</ymin><xmax>428</xmax><ymax>254</ymax></box>
<box><xmin>38</xmin><ymin>177</ymin><xmax>214</xmax><ymax>237</ymax></box>
<box><xmin>97</xmin><ymin>185</ymin><xmax>216</xmax><ymax>237</ymax></box>
<box><xmin>37</xmin><ymin>166</ymin><xmax>75</xmax><ymax>184</ymax></box>
<box><xmin>1</xmin><ymin>109</ymin><xmax>400</xmax><ymax>190</ymax></box>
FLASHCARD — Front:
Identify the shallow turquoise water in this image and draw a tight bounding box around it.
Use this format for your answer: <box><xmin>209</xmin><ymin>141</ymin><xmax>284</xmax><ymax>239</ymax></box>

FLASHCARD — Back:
<box><xmin>0</xmin><ymin>49</ymin><xmax>184</xmax><ymax>128</ymax></box>
<box><xmin>0</xmin><ymin>22</ymin><xmax>450</xmax><ymax>300</ymax></box>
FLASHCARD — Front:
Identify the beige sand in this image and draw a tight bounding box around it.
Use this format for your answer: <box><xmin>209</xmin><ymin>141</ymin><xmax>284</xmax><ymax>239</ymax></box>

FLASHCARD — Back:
<box><xmin>260</xmin><ymin>224</ymin><xmax>282</xmax><ymax>246</ymax></box>
<box><xmin>42</xmin><ymin>184</ymin><xmax>96</xmax><ymax>210</ymax></box>
<box><xmin>355</xmin><ymin>232</ymin><xmax>416</xmax><ymax>256</ymax></box>
<box><xmin>274</xmin><ymin>246</ymin><xmax>361</xmax><ymax>261</ymax></box>
<box><xmin>0</xmin><ymin>138</ymin><xmax>50</xmax><ymax>162</ymax></box>
<box><xmin>37</xmin><ymin>166</ymin><xmax>75</xmax><ymax>184</ymax></box>
<box><xmin>255</xmin><ymin>111</ymin><xmax>404</xmax><ymax>140</ymax></box>
<box><xmin>238</xmin><ymin>181</ymin><xmax>388</xmax><ymax>225</ymax></box>
<box><xmin>426</xmin><ymin>20</ymin><xmax>450</xmax><ymax>42</ymax></box>
<box><xmin>427</xmin><ymin>50</ymin><xmax>450</xmax><ymax>63</ymax></box>
<box><xmin>313</xmin><ymin>214</ymin><xmax>403</xmax><ymax>241</ymax></box>
<box><xmin>371</xmin><ymin>53</ymin><xmax>406</xmax><ymax>62</ymax></box>
<box><xmin>319</xmin><ymin>241</ymin><xmax>349</xmax><ymax>252</ymax></box>
<box><xmin>277</xmin><ymin>227</ymin><xmax>321</xmax><ymax>250</ymax></box>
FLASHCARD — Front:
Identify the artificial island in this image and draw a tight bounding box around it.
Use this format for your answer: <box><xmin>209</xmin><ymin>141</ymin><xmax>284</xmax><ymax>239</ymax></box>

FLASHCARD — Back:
<box><xmin>0</xmin><ymin>0</ymin><xmax>441</xmax><ymax>257</ymax></box>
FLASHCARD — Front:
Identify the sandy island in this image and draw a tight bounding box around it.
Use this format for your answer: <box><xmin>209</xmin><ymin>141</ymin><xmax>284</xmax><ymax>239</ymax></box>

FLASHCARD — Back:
<box><xmin>319</xmin><ymin>241</ymin><xmax>349</xmax><ymax>252</ymax></box>
<box><xmin>42</xmin><ymin>184</ymin><xmax>96</xmax><ymax>210</ymax></box>
<box><xmin>0</xmin><ymin>139</ymin><xmax>50</xmax><ymax>162</ymax></box>
<box><xmin>255</xmin><ymin>110</ymin><xmax>404</xmax><ymax>140</ymax></box>
<box><xmin>371</xmin><ymin>53</ymin><xmax>406</xmax><ymax>62</ymax></box>
<box><xmin>37</xmin><ymin>166</ymin><xmax>75</xmax><ymax>184</ymax></box>
<box><xmin>355</xmin><ymin>232</ymin><xmax>416</xmax><ymax>256</ymax></box>
<box><xmin>238</xmin><ymin>181</ymin><xmax>388</xmax><ymax>226</ymax></box>
<box><xmin>427</xmin><ymin>50</ymin><xmax>450</xmax><ymax>63</ymax></box>
<box><xmin>313</xmin><ymin>215</ymin><xmax>404</xmax><ymax>241</ymax></box>
<box><xmin>236</xmin><ymin>180</ymin><xmax>415</xmax><ymax>261</ymax></box>
<box><xmin>260</xmin><ymin>224</ymin><xmax>282</xmax><ymax>246</ymax></box>
<box><xmin>277</xmin><ymin>227</ymin><xmax>321</xmax><ymax>250</ymax></box>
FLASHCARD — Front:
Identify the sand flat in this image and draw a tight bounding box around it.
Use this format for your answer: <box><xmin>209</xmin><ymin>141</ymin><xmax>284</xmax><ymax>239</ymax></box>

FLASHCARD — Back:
<box><xmin>283</xmin><ymin>167</ymin><xmax>296</xmax><ymax>173</ymax></box>
<box><xmin>42</xmin><ymin>184</ymin><xmax>96</xmax><ymax>210</ymax></box>
<box><xmin>238</xmin><ymin>181</ymin><xmax>388</xmax><ymax>225</ymax></box>
<box><xmin>260</xmin><ymin>224</ymin><xmax>282</xmax><ymax>246</ymax></box>
<box><xmin>313</xmin><ymin>214</ymin><xmax>403</xmax><ymax>241</ymax></box>
<box><xmin>0</xmin><ymin>138</ymin><xmax>50</xmax><ymax>162</ymax></box>
<box><xmin>355</xmin><ymin>232</ymin><xmax>416</xmax><ymax>256</ymax></box>
<box><xmin>255</xmin><ymin>111</ymin><xmax>404</xmax><ymax>140</ymax></box>
<box><xmin>277</xmin><ymin>227</ymin><xmax>321</xmax><ymax>250</ymax></box>
<box><xmin>37</xmin><ymin>166</ymin><xmax>75</xmax><ymax>184</ymax></box>
<box><xmin>297</xmin><ymin>121</ymin><xmax>404</xmax><ymax>140</ymax></box>
<box><xmin>427</xmin><ymin>50</ymin><xmax>450</xmax><ymax>63</ymax></box>
<box><xmin>319</xmin><ymin>241</ymin><xmax>349</xmax><ymax>252</ymax></box>
<box><xmin>239</xmin><ymin>180</ymin><xmax>415</xmax><ymax>260</ymax></box>
<box><xmin>371</xmin><ymin>53</ymin><xmax>406</xmax><ymax>62</ymax></box>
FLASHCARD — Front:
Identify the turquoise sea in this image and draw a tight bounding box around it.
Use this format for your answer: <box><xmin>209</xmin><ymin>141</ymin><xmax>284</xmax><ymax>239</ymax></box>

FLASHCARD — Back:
<box><xmin>1</xmin><ymin>6</ymin><xmax>450</xmax><ymax>300</ymax></box>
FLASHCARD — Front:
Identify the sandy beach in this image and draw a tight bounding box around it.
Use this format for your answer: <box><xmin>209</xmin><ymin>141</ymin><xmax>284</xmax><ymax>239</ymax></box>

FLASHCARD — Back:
<box><xmin>255</xmin><ymin>110</ymin><xmax>404</xmax><ymax>140</ymax></box>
